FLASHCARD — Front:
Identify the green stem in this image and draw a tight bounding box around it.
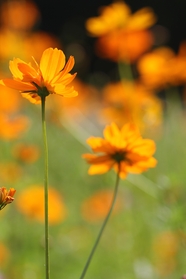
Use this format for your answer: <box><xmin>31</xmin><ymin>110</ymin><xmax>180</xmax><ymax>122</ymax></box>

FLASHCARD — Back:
<box><xmin>41</xmin><ymin>96</ymin><xmax>50</xmax><ymax>279</ymax></box>
<box><xmin>79</xmin><ymin>165</ymin><xmax>121</xmax><ymax>279</ymax></box>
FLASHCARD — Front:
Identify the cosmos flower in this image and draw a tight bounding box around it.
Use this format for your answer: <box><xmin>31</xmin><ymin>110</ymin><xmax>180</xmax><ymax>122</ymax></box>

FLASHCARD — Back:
<box><xmin>0</xmin><ymin>47</ymin><xmax>78</xmax><ymax>104</ymax></box>
<box><xmin>0</xmin><ymin>187</ymin><xmax>16</xmax><ymax>210</ymax></box>
<box><xmin>83</xmin><ymin>122</ymin><xmax>157</xmax><ymax>178</ymax></box>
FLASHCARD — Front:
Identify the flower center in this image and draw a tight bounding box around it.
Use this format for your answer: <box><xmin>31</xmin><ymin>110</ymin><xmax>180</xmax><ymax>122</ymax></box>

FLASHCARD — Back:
<box><xmin>111</xmin><ymin>151</ymin><xmax>126</xmax><ymax>163</ymax></box>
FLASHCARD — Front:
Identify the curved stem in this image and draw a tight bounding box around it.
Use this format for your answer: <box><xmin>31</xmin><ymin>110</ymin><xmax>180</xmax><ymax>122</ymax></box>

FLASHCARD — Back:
<box><xmin>41</xmin><ymin>96</ymin><xmax>50</xmax><ymax>279</ymax></box>
<box><xmin>79</xmin><ymin>165</ymin><xmax>121</xmax><ymax>279</ymax></box>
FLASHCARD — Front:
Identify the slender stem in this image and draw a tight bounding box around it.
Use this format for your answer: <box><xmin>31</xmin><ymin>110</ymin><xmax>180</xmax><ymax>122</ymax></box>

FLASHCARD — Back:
<box><xmin>41</xmin><ymin>96</ymin><xmax>50</xmax><ymax>279</ymax></box>
<box><xmin>79</xmin><ymin>165</ymin><xmax>121</xmax><ymax>279</ymax></box>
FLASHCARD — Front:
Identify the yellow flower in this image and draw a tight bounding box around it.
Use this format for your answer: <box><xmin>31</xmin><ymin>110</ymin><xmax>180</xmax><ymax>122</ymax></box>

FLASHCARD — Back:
<box><xmin>86</xmin><ymin>1</ymin><xmax>156</xmax><ymax>36</ymax></box>
<box><xmin>0</xmin><ymin>187</ymin><xmax>16</xmax><ymax>210</ymax></box>
<box><xmin>83</xmin><ymin>122</ymin><xmax>157</xmax><ymax>178</ymax></box>
<box><xmin>0</xmin><ymin>47</ymin><xmax>78</xmax><ymax>104</ymax></box>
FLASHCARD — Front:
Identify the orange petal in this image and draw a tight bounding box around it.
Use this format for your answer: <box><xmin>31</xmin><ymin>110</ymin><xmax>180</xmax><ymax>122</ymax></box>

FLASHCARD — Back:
<box><xmin>40</xmin><ymin>48</ymin><xmax>65</xmax><ymax>82</ymax></box>
<box><xmin>88</xmin><ymin>163</ymin><xmax>113</xmax><ymax>175</ymax></box>
<box><xmin>0</xmin><ymin>79</ymin><xmax>36</xmax><ymax>91</ymax></box>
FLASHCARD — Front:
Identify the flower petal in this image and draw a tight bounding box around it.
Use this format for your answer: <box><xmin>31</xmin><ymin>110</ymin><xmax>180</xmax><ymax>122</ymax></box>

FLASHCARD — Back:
<box><xmin>40</xmin><ymin>48</ymin><xmax>65</xmax><ymax>82</ymax></box>
<box><xmin>0</xmin><ymin>79</ymin><xmax>36</xmax><ymax>91</ymax></box>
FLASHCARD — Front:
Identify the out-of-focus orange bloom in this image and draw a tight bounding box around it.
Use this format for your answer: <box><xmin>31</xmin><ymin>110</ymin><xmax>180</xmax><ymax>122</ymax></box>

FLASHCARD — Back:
<box><xmin>153</xmin><ymin>231</ymin><xmax>179</xmax><ymax>276</ymax></box>
<box><xmin>81</xmin><ymin>189</ymin><xmax>122</xmax><ymax>223</ymax></box>
<box><xmin>83</xmin><ymin>122</ymin><xmax>157</xmax><ymax>178</ymax></box>
<box><xmin>0</xmin><ymin>85</ymin><xmax>22</xmax><ymax>113</ymax></box>
<box><xmin>0</xmin><ymin>48</ymin><xmax>78</xmax><ymax>104</ymax></box>
<box><xmin>0</xmin><ymin>163</ymin><xmax>22</xmax><ymax>183</ymax></box>
<box><xmin>0</xmin><ymin>187</ymin><xmax>16</xmax><ymax>210</ymax></box>
<box><xmin>137</xmin><ymin>47</ymin><xmax>175</xmax><ymax>89</ymax></box>
<box><xmin>86</xmin><ymin>1</ymin><xmax>156</xmax><ymax>62</ymax></box>
<box><xmin>138</xmin><ymin>42</ymin><xmax>186</xmax><ymax>89</ymax></box>
<box><xmin>23</xmin><ymin>32</ymin><xmax>61</xmax><ymax>62</ymax></box>
<box><xmin>101</xmin><ymin>81</ymin><xmax>162</xmax><ymax>134</ymax></box>
<box><xmin>51</xmin><ymin>78</ymin><xmax>99</xmax><ymax>120</ymax></box>
<box><xmin>12</xmin><ymin>143</ymin><xmax>40</xmax><ymax>163</ymax></box>
<box><xmin>95</xmin><ymin>29</ymin><xmax>153</xmax><ymax>62</ymax></box>
<box><xmin>16</xmin><ymin>185</ymin><xmax>67</xmax><ymax>224</ymax></box>
<box><xmin>0</xmin><ymin>113</ymin><xmax>29</xmax><ymax>140</ymax></box>
<box><xmin>0</xmin><ymin>0</ymin><xmax>40</xmax><ymax>31</ymax></box>
<box><xmin>0</xmin><ymin>243</ymin><xmax>10</xmax><ymax>266</ymax></box>
<box><xmin>0</xmin><ymin>30</ymin><xmax>25</xmax><ymax>63</ymax></box>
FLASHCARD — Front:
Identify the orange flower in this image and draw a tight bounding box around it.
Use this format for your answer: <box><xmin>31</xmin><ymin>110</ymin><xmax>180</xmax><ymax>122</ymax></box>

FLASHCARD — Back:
<box><xmin>0</xmin><ymin>243</ymin><xmax>10</xmax><ymax>266</ymax></box>
<box><xmin>137</xmin><ymin>47</ymin><xmax>175</xmax><ymax>89</ymax></box>
<box><xmin>0</xmin><ymin>47</ymin><xmax>78</xmax><ymax>104</ymax></box>
<box><xmin>0</xmin><ymin>113</ymin><xmax>29</xmax><ymax>140</ymax></box>
<box><xmin>16</xmin><ymin>185</ymin><xmax>67</xmax><ymax>224</ymax></box>
<box><xmin>153</xmin><ymin>231</ymin><xmax>178</xmax><ymax>276</ymax></box>
<box><xmin>83</xmin><ymin>122</ymin><xmax>157</xmax><ymax>178</ymax></box>
<box><xmin>0</xmin><ymin>163</ymin><xmax>22</xmax><ymax>183</ymax></box>
<box><xmin>0</xmin><ymin>85</ymin><xmax>22</xmax><ymax>113</ymax></box>
<box><xmin>86</xmin><ymin>1</ymin><xmax>156</xmax><ymax>62</ymax></box>
<box><xmin>101</xmin><ymin>81</ymin><xmax>163</xmax><ymax>134</ymax></box>
<box><xmin>81</xmin><ymin>189</ymin><xmax>122</xmax><ymax>223</ymax></box>
<box><xmin>0</xmin><ymin>0</ymin><xmax>40</xmax><ymax>31</ymax></box>
<box><xmin>0</xmin><ymin>187</ymin><xmax>16</xmax><ymax>210</ymax></box>
<box><xmin>12</xmin><ymin>143</ymin><xmax>40</xmax><ymax>163</ymax></box>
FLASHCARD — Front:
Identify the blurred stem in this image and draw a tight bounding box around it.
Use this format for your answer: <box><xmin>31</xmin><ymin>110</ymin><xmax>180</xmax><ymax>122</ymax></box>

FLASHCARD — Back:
<box><xmin>41</xmin><ymin>96</ymin><xmax>50</xmax><ymax>279</ymax></box>
<box><xmin>118</xmin><ymin>61</ymin><xmax>134</xmax><ymax>81</ymax></box>
<box><xmin>79</xmin><ymin>164</ymin><xmax>121</xmax><ymax>279</ymax></box>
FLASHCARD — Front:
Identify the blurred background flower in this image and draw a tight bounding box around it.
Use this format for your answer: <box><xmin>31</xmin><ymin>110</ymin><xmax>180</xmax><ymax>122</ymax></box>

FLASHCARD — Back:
<box><xmin>15</xmin><ymin>185</ymin><xmax>67</xmax><ymax>224</ymax></box>
<box><xmin>0</xmin><ymin>0</ymin><xmax>186</xmax><ymax>278</ymax></box>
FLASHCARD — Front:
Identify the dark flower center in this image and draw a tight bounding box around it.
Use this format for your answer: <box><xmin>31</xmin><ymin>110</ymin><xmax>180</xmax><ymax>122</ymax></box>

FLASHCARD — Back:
<box><xmin>111</xmin><ymin>151</ymin><xmax>126</xmax><ymax>163</ymax></box>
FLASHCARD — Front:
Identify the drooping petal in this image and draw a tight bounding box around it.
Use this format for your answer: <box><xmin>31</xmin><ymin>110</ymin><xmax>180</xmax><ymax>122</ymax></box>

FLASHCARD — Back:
<box><xmin>0</xmin><ymin>79</ymin><xmax>36</xmax><ymax>91</ymax></box>
<box><xmin>40</xmin><ymin>48</ymin><xmax>66</xmax><ymax>82</ymax></box>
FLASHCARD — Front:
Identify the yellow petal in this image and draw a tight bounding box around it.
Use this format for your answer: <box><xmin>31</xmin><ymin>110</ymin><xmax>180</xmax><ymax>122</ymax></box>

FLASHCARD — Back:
<box><xmin>9</xmin><ymin>58</ymin><xmax>24</xmax><ymax>79</ymax></box>
<box><xmin>126</xmin><ymin>8</ymin><xmax>156</xmax><ymax>30</ymax></box>
<box><xmin>53</xmin><ymin>84</ymin><xmax>78</xmax><ymax>97</ymax></box>
<box><xmin>88</xmin><ymin>163</ymin><xmax>112</xmax><ymax>175</ymax></box>
<box><xmin>40</xmin><ymin>48</ymin><xmax>65</xmax><ymax>82</ymax></box>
